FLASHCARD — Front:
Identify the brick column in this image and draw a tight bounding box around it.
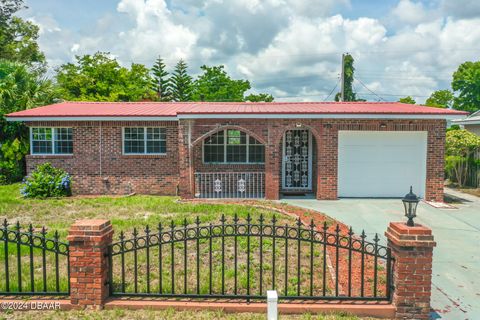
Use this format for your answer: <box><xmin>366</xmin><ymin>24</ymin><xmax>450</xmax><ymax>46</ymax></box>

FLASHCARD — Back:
<box><xmin>178</xmin><ymin>119</ymin><xmax>194</xmax><ymax>198</ymax></box>
<box><xmin>385</xmin><ymin>222</ymin><xmax>436</xmax><ymax>320</ymax></box>
<box><xmin>265</xmin><ymin>143</ymin><xmax>280</xmax><ymax>200</ymax></box>
<box><xmin>67</xmin><ymin>219</ymin><xmax>113</xmax><ymax>308</ymax></box>
<box><xmin>425</xmin><ymin>121</ymin><xmax>446</xmax><ymax>203</ymax></box>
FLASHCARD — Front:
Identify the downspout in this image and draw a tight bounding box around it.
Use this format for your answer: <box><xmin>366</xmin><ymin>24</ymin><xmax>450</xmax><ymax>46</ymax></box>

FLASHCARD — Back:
<box><xmin>99</xmin><ymin>121</ymin><xmax>103</xmax><ymax>176</ymax></box>
<box><xmin>188</xmin><ymin>120</ymin><xmax>193</xmax><ymax>196</ymax></box>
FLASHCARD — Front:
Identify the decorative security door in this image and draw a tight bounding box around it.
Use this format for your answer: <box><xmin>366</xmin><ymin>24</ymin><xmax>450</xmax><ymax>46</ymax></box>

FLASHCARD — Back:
<box><xmin>282</xmin><ymin>129</ymin><xmax>312</xmax><ymax>190</ymax></box>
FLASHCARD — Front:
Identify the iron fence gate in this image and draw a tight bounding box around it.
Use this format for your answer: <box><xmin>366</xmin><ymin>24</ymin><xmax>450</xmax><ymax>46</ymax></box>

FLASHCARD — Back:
<box><xmin>0</xmin><ymin>220</ymin><xmax>70</xmax><ymax>296</ymax></box>
<box><xmin>194</xmin><ymin>172</ymin><xmax>265</xmax><ymax>199</ymax></box>
<box><xmin>107</xmin><ymin>215</ymin><xmax>393</xmax><ymax>301</ymax></box>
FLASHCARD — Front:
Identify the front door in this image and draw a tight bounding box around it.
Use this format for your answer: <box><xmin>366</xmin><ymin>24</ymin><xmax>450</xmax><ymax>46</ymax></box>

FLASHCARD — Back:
<box><xmin>282</xmin><ymin>129</ymin><xmax>312</xmax><ymax>191</ymax></box>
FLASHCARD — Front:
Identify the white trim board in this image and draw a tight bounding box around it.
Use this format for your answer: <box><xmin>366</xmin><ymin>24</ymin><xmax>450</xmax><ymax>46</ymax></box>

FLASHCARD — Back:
<box><xmin>452</xmin><ymin>119</ymin><xmax>480</xmax><ymax>125</ymax></box>
<box><xmin>177</xmin><ymin>114</ymin><xmax>460</xmax><ymax>120</ymax></box>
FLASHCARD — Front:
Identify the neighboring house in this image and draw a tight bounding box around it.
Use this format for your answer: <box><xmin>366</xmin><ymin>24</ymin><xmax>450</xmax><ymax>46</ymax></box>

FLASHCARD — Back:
<box><xmin>6</xmin><ymin>101</ymin><xmax>466</xmax><ymax>202</ymax></box>
<box><xmin>452</xmin><ymin>110</ymin><xmax>480</xmax><ymax>135</ymax></box>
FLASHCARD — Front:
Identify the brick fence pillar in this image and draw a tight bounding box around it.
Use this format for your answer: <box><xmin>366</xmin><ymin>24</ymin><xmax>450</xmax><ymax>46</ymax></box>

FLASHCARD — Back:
<box><xmin>385</xmin><ymin>222</ymin><xmax>436</xmax><ymax>320</ymax></box>
<box><xmin>67</xmin><ymin>219</ymin><xmax>113</xmax><ymax>308</ymax></box>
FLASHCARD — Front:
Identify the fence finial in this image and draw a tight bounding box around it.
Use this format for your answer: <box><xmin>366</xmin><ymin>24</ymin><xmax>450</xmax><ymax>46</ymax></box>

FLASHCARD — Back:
<box><xmin>296</xmin><ymin>218</ymin><xmax>302</xmax><ymax>227</ymax></box>
<box><xmin>348</xmin><ymin>226</ymin><xmax>354</xmax><ymax>236</ymax></box>
<box><xmin>335</xmin><ymin>224</ymin><xmax>341</xmax><ymax>234</ymax></box>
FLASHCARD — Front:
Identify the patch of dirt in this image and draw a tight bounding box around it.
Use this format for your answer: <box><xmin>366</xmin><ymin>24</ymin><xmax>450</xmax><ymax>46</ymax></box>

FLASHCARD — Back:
<box><xmin>457</xmin><ymin>188</ymin><xmax>480</xmax><ymax>198</ymax></box>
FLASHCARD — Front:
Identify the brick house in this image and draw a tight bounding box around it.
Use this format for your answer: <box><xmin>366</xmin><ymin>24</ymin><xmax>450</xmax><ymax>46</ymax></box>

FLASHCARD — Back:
<box><xmin>6</xmin><ymin>101</ymin><xmax>466</xmax><ymax>202</ymax></box>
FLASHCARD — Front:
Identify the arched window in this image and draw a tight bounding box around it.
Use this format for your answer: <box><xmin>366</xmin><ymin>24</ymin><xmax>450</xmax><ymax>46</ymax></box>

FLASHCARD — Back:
<box><xmin>203</xmin><ymin>129</ymin><xmax>265</xmax><ymax>164</ymax></box>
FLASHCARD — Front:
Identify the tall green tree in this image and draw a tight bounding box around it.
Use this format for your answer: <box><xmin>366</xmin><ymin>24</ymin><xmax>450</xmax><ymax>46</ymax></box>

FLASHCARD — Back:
<box><xmin>398</xmin><ymin>96</ymin><xmax>416</xmax><ymax>104</ymax></box>
<box><xmin>56</xmin><ymin>52</ymin><xmax>155</xmax><ymax>101</ymax></box>
<box><xmin>192</xmin><ymin>65</ymin><xmax>250</xmax><ymax>102</ymax></box>
<box><xmin>0</xmin><ymin>0</ymin><xmax>24</xmax><ymax>22</ymax></box>
<box><xmin>244</xmin><ymin>93</ymin><xmax>274</xmax><ymax>102</ymax></box>
<box><xmin>425</xmin><ymin>90</ymin><xmax>453</xmax><ymax>108</ymax></box>
<box><xmin>0</xmin><ymin>60</ymin><xmax>56</xmax><ymax>183</ymax></box>
<box><xmin>452</xmin><ymin>61</ymin><xmax>480</xmax><ymax>113</ymax></box>
<box><xmin>170</xmin><ymin>59</ymin><xmax>193</xmax><ymax>102</ymax></box>
<box><xmin>0</xmin><ymin>0</ymin><xmax>45</xmax><ymax>70</ymax></box>
<box><xmin>151</xmin><ymin>56</ymin><xmax>171</xmax><ymax>101</ymax></box>
<box><xmin>335</xmin><ymin>53</ymin><xmax>357</xmax><ymax>102</ymax></box>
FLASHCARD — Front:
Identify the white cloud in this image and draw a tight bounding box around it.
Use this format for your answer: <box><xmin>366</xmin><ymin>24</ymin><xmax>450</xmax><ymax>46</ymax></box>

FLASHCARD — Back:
<box><xmin>391</xmin><ymin>0</ymin><xmax>430</xmax><ymax>25</ymax></box>
<box><xmin>116</xmin><ymin>0</ymin><xmax>198</xmax><ymax>62</ymax></box>
<box><xmin>235</xmin><ymin>15</ymin><xmax>387</xmax><ymax>99</ymax></box>
<box><xmin>19</xmin><ymin>0</ymin><xmax>480</xmax><ymax>103</ymax></box>
<box><xmin>70</xmin><ymin>44</ymin><xmax>80</xmax><ymax>53</ymax></box>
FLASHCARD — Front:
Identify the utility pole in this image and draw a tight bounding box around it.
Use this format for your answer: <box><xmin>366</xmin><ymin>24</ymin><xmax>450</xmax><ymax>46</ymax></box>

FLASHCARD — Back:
<box><xmin>340</xmin><ymin>53</ymin><xmax>345</xmax><ymax>102</ymax></box>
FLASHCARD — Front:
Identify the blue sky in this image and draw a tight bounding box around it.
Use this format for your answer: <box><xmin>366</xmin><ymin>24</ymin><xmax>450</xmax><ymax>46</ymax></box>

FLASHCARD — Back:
<box><xmin>20</xmin><ymin>0</ymin><xmax>480</xmax><ymax>102</ymax></box>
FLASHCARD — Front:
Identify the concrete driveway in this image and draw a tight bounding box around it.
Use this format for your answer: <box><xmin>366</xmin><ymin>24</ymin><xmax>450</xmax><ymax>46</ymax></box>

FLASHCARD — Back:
<box><xmin>283</xmin><ymin>188</ymin><xmax>480</xmax><ymax>320</ymax></box>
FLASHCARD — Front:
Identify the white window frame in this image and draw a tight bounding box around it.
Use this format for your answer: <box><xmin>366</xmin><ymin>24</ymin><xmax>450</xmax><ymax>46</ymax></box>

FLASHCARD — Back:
<box><xmin>202</xmin><ymin>129</ymin><xmax>265</xmax><ymax>164</ymax></box>
<box><xmin>29</xmin><ymin>127</ymin><xmax>73</xmax><ymax>155</ymax></box>
<box><xmin>122</xmin><ymin>127</ymin><xmax>167</xmax><ymax>155</ymax></box>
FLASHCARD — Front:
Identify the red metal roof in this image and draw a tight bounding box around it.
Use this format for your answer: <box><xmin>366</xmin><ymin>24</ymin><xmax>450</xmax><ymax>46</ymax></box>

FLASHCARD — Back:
<box><xmin>5</xmin><ymin>101</ymin><xmax>468</xmax><ymax>118</ymax></box>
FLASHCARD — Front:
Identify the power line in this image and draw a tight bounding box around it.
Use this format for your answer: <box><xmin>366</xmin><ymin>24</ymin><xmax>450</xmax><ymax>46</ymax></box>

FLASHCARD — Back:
<box><xmin>355</xmin><ymin>92</ymin><xmax>430</xmax><ymax>98</ymax></box>
<box><xmin>354</xmin><ymin>77</ymin><xmax>387</xmax><ymax>101</ymax></box>
<box><xmin>323</xmin><ymin>77</ymin><xmax>341</xmax><ymax>101</ymax></box>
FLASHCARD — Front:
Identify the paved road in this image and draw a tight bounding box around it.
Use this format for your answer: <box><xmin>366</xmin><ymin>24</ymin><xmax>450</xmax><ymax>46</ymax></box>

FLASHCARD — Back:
<box><xmin>284</xmin><ymin>189</ymin><xmax>480</xmax><ymax>320</ymax></box>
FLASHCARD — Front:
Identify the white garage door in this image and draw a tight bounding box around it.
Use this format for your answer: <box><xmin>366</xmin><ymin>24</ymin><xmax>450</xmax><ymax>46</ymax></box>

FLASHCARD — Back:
<box><xmin>338</xmin><ymin>131</ymin><xmax>427</xmax><ymax>198</ymax></box>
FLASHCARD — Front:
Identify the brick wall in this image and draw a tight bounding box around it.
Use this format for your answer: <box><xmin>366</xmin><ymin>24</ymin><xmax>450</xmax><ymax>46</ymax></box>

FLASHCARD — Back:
<box><xmin>26</xmin><ymin>121</ymin><xmax>179</xmax><ymax>195</ymax></box>
<box><xmin>178</xmin><ymin>118</ymin><xmax>446</xmax><ymax>201</ymax></box>
<box><xmin>25</xmin><ymin>118</ymin><xmax>446</xmax><ymax>201</ymax></box>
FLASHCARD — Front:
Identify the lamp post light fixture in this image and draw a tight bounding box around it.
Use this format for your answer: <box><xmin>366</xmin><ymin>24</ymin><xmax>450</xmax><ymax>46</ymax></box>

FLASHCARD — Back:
<box><xmin>402</xmin><ymin>186</ymin><xmax>420</xmax><ymax>227</ymax></box>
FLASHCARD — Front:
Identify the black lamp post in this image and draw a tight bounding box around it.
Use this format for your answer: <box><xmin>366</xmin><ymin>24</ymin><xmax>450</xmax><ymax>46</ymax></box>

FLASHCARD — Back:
<box><xmin>402</xmin><ymin>186</ymin><xmax>420</xmax><ymax>227</ymax></box>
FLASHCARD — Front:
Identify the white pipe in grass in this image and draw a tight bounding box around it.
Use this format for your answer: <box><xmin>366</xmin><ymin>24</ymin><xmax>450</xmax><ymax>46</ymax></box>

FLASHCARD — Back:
<box><xmin>267</xmin><ymin>290</ymin><xmax>278</xmax><ymax>320</ymax></box>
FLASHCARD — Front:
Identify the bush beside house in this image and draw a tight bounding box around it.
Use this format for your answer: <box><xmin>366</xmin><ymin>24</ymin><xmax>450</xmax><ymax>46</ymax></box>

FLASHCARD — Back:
<box><xmin>21</xmin><ymin>163</ymin><xmax>71</xmax><ymax>198</ymax></box>
<box><xmin>445</xmin><ymin>129</ymin><xmax>480</xmax><ymax>187</ymax></box>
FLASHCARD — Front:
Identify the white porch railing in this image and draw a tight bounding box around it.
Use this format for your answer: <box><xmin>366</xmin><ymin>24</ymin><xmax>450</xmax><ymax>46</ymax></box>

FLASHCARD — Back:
<box><xmin>194</xmin><ymin>172</ymin><xmax>265</xmax><ymax>199</ymax></box>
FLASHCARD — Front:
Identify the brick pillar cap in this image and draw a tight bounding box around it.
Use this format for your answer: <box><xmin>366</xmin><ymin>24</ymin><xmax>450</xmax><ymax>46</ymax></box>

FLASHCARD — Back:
<box><xmin>67</xmin><ymin>219</ymin><xmax>113</xmax><ymax>242</ymax></box>
<box><xmin>385</xmin><ymin>222</ymin><xmax>436</xmax><ymax>248</ymax></box>
<box><xmin>69</xmin><ymin>219</ymin><xmax>111</xmax><ymax>231</ymax></box>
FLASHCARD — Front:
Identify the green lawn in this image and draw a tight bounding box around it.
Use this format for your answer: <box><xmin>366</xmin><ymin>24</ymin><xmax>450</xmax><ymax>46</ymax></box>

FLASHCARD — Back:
<box><xmin>0</xmin><ymin>184</ymin><xmax>328</xmax><ymax>298</ymax></box>
<box><xmin>0</xmin><ymin>183</ymin><xmax>294</xmax><ymax>240</ymax></box>
<box><xmin>0</xmin><ymin>184</ymin><xmax>376</xmax><ymax>320</ymax></box>
<box><xmin>1</xmin><ymin>308</ymin><xmax>369</xmax><ymax>320</ymax></box>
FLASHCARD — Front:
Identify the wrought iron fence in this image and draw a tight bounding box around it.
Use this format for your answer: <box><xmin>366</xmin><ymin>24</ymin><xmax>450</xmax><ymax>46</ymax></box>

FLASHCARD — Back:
<box><xmin>194</xmin><ymin>172</ymin><xmax>265</xmax><ymax>199</ymax></box>
<box><xmin>0</xmin><ymin>220</ymin><xmax>70</xmax><ymax>296</ymax></box>
<box><xmin>107</xmin><ymin>215</ymin><xmax>393</xmax><ymax>301</ymax></box>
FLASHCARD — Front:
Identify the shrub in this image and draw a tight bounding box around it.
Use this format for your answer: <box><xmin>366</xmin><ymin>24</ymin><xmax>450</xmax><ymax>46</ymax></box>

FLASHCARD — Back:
<box><xmin>21</xmin><ymin>163</ymin><xmax>71</xmax><ymax>198</ymax></box>
<box><xmin>445</xmin><ymin>129</ymin><xmax>480</xmax><ymax>187</ymax></box>
<box><xmin>0</xmin><ymin>138</ymin><xmax>28</xmax><ymax>184</ymax></box>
